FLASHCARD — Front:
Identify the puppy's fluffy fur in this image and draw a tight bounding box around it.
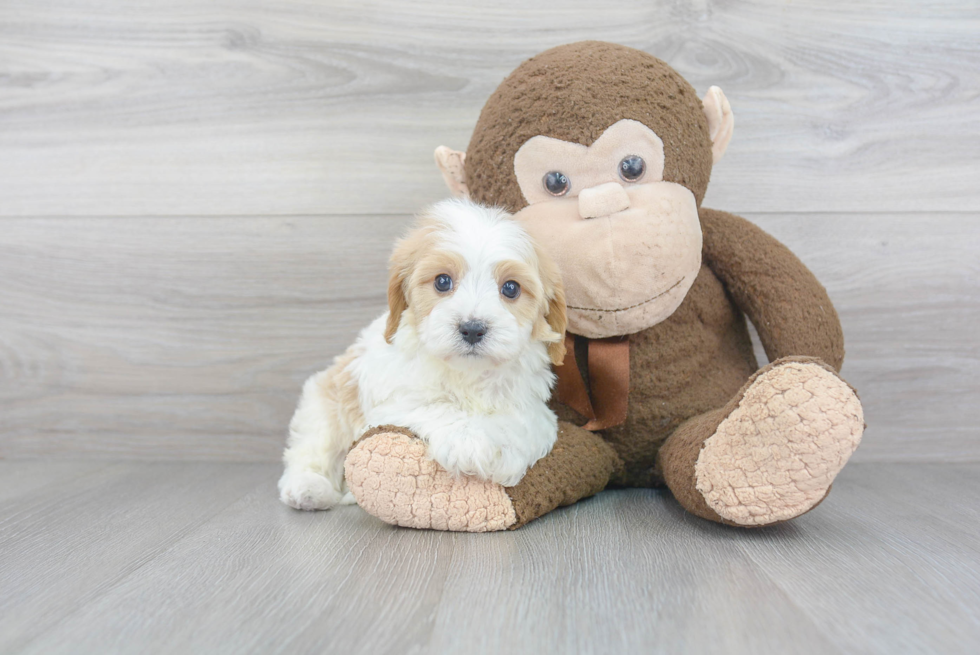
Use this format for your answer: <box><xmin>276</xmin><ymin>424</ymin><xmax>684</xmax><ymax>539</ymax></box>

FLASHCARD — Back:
<box><xmin>279</xmin><ymin>199</ymin><xmax>566</xmax><ymax>511</ymax></box>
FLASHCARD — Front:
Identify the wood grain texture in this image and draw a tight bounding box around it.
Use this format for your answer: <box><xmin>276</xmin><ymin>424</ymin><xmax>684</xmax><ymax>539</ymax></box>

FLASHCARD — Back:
<box><xmin>2</xmin><ymin>212</ymin><xmax>977</xmax><ymax>461</ymax></box>
<box><xmin>3</xmin><ymin>462</ymin><xmax>977</xmax><ymax>654</ymax></box>
<box><xmin>0</xmin><ymin>460</ymin><xmax>109</xmax><ymax>504</ymax></box>
<box><xmin>0</xmin><ymin>0</ymin><xmax>977</xmax><ymax>216</ymax></box>
<box><xmin>0</xmin><ymin>215</ymin><xmax>404</xmax><ymax>459</ymax></box>
<box><xmin>0</xmin><ymin>461</ymin><xmax>270</xmax><ymax>652</ymax></box>
<box><xmin>734</xmin><ymin>463</ymin><xmax>980</xmax><ymax>651</ymax></box>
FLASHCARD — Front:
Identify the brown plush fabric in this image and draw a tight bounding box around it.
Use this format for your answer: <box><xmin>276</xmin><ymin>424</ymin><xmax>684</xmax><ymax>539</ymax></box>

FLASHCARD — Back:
<box><xmin>658</xmin><ymin>356</ymin><xmax>844</xmax><ymax>524</ymax></box>
<box><xmin>356</xmin><ymin>424</ymin><xmax>417</xmax><ymax>444</ymax></box>
<box><xmin>661</xmin><ymin>356</ymin><xmax>857</xmax><ymax>526</ymax></box>
<box><xmin>659</xmin><ymin>405</ymin><xmax>732</xmax><ymax>524</ymax></box>
<box><xmin>694</xmin><ymin>358</ymin><xmax>862</xmax><ymax>525</ymax></box>
<box><xmin>465</xmin><ymin>41</ymin><xmax>714</xmax><ymax>213</ymax></box>
<box><xmin>505</xmin><ymin>421</ymin><xmax>623</xmax><ymax>529</ymax></box>
<box><xmin>556</xmin><ymin>262</ymin><xmax>760</xmax><ymax>488</ymax></box>
<box><xmin>700</xmin><ymin>208</ymin><xmax>846</xmax><ymax>371</ymax></box>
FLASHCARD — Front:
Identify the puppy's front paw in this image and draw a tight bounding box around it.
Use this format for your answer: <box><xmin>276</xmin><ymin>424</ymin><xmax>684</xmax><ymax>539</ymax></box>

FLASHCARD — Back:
<box><xmin>487</xmin><ymin>458</ymin><xmax>529</xmax><ymax>488</ymax></box>
<box><xmin>427</xmin><ymin>429</ymin><xmax>498</xmax><ymax>480</ymax></box>
<box><xmin>427</xmin><ymin>429</ymin><xmax>530</xmax><ymax>487</ymax></box>
<box><xmin>278</xmin><ymin>470</ymin><xmax>343</xmax><ymax>511</ymax></box>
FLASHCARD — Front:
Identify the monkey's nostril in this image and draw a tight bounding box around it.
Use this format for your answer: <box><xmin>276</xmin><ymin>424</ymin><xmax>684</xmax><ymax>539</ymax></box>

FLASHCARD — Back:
<box><xmin>459</xmin><ymin>320</ymin><xmax>488</xmax><ymax>345</ymax></box>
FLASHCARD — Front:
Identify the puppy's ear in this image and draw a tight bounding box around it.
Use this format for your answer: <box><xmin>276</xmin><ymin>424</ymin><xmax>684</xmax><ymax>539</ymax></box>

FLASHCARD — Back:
<box><xmin>384</xmin><ymin>236</ymin><xmax>417</xmax><ymax>344</ymax></box>
<box><xmin>544</xmin><ymin>282</ymin><xmax>568</xmax><ymax>366</ymax></box>
<box><xmin>384</xmin><ymin>270</ymin><xmax>408</xmax><ymax>344</ymax></box>
<box><xmin>531</xmin><ymin>245</ymin><xmax>568</xmax><ymax>366</ymax></box>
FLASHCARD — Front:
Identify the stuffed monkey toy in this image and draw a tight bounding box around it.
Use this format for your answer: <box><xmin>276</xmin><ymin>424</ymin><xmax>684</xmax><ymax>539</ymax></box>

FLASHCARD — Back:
<box><xmin>344</xmin><ymin>41</ymin><xmax>864</xmax><ymax>531</ymax></box>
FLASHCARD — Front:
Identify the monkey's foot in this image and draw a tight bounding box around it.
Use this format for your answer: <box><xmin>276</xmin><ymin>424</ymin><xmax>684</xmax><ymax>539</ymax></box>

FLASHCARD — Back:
<box><xmin>345</xmin><ymin>423</ymin><xmax>621</xmax><ymax>532</ymax></box>
<box><xmin>344</xmin><ymin>427</ymin><xmax>518</xmax><ymax>532</ymax></box>
<box><xmin>692</xmin><ymin>358</ymin><xmax>864</xmax><ymax>526</ymax></box>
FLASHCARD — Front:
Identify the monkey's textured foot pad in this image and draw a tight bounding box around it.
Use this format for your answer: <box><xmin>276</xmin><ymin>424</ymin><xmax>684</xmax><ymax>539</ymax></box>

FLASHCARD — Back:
<box><xmin>695</xmin><ymin>360</ymin><xmax>864</xmax><ymax>526</ymax></box>
<box><xmin>345</xmin><ymin>429</ymin><xmax>517</xmax><ymax>532</ymax></box>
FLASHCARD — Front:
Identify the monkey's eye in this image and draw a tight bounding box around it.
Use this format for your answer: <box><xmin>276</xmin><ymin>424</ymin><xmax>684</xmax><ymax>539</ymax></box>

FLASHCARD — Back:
<box><xmin>500</xmin><ymin>280</ymin><xmax>521</xmax><ymax>299</ymax></box>
<box><xmin>543</xmin><ymin>171</ymin><xmax>570</xmax><ymax>196</ymax></box>
<box><xmin>434</xmin><ymin>274</ymin><xmax>453</xmax><ymax>292</ymax></box>
<box><xmin>619</xmin><ymin>156</ymin><xmax>646</xmax><ymax>182</ymax></box>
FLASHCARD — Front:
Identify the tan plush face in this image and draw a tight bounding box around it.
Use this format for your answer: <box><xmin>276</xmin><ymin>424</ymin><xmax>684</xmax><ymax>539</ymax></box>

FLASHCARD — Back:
<box><xmin>510</xmin><ymin>120</ymin><xmax>703</xmax><ymax>338</ymax></box>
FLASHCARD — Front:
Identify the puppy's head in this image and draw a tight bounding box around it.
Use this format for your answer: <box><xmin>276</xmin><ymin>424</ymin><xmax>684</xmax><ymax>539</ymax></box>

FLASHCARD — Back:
<box><xmin>385</xmin><ymin>199</ymin><xmax>566</xmax><ymax>368</ymax></box>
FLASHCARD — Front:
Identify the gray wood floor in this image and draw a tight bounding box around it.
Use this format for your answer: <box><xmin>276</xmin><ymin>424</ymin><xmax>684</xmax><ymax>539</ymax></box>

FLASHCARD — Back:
<box><xmin>1</xmin><ymin>461</ymin><xmax>977</xmax><ymax>654</ymax></box>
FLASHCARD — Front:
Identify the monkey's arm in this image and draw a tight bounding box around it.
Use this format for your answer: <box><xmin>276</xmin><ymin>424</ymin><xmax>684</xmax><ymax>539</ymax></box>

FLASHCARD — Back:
<box><xmin>699</xmin><ymin>207</ymin><xmax>845</xmax><ymax>371</ymax></box>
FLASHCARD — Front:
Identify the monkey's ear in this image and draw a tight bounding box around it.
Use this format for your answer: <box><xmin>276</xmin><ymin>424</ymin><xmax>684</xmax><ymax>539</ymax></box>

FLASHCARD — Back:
<box><xmin>702</xmin><ymin>86</ymin><xmax>734</xmax><ymax>164</ymax></box>
<box><xmin>434</xmin><ymin>146</ymin><xmax>470</xmax><ymax>199</ymax></box>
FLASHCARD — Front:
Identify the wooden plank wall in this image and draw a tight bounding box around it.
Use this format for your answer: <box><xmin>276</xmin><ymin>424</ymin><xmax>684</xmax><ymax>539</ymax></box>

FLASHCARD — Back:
<box><xmin>1</xmin><ymin>0</ymin><xmax>978</xmax><ymax>462</ymax></box>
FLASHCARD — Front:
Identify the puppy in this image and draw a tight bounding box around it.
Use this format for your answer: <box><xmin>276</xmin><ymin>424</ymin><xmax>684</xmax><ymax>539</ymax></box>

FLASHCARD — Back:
<box><xmin>278</xmin><ymin>198</ymin><xmax>567</xmax><ymax>511</ymax></box>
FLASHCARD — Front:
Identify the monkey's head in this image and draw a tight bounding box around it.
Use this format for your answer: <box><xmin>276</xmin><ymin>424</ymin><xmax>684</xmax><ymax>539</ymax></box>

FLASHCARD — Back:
<box><xmin>435</xmin><ymin>41</ymin><xmax>734</xmax><ymax>339</ymax></box>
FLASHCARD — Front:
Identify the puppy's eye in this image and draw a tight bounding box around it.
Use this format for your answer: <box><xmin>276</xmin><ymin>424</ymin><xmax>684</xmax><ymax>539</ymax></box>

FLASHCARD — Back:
<box><xmin>500</xmin><ymin>280</ymin><xmax>521</xmax><ymax>299</ymax></box>
<box><xmin>619</xmin><ymin>155</ymin><xmax>646</xmax><ymax>182</ymax></box>
<box><xmin>543</xmin><ymin>171</ymin><xmax>570</xmax><ymax>196</ymax></box>
<box><xmin>434</xmin><ymin>274</ymin><xmax>453</xmax><ymax>293</ymax></box>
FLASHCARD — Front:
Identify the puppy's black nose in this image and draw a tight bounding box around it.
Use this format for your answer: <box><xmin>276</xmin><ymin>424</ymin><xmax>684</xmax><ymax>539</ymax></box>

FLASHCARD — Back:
<box><xmin>459</xmin><ymin>320</ymin><xmax>488</xmax><ymax>345</ymax></box>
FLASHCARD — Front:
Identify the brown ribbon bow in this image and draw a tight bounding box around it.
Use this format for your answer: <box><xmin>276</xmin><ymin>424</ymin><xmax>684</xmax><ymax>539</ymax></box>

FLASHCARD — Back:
<box><xmin>554</xmin><ymin>333</ymin><xmax>630</xmax><ymax>431</ymax></box>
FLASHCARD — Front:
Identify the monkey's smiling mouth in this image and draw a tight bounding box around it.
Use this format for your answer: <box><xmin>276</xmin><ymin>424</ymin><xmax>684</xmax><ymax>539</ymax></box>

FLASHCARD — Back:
<box><xmin>566</xmin><ymin>277</ymin><xmax>686</xmax><ymax>313</ymax></box>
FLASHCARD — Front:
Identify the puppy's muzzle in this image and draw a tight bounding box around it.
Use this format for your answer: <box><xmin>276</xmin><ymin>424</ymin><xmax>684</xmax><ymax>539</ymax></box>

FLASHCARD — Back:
<box><xmin>459</xmin><ymin>320</ymin><xmax>488</xmax><ymax>345</ymax></box>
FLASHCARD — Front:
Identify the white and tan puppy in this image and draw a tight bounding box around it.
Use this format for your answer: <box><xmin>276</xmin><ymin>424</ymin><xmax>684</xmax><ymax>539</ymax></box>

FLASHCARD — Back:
<box><xmin>278</xmin><ymin>199</ymin><xmax>566</xmax><ymax>511</ymax></box>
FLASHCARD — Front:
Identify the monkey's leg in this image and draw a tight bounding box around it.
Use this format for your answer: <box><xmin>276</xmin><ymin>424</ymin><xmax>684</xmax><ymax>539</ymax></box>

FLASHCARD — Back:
<box><xmin>344</xmin><ymin>422</ymin><xmax>622</xmax><ymax>532</ymax></box>
<box><xmin>659</xmin><ymin>357</ymin><xmax>864</xmax><ymax>526</ymax></box>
